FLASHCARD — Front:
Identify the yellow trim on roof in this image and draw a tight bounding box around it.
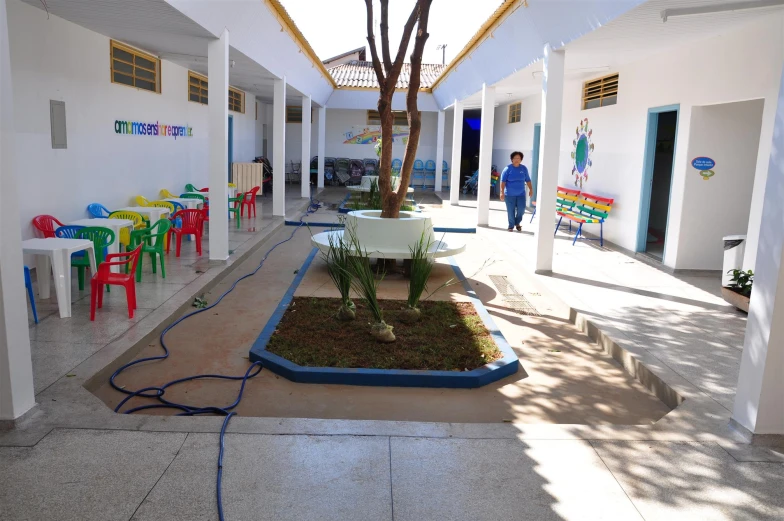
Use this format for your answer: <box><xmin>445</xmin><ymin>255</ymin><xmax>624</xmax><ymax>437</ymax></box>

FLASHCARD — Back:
<box><xmin>430</xmin><ymin>0</ymin><xmax>525</xmax><ymax>91</ymax></box>
<box><xmin>263</xmin><ymin>0</ymin><xmax>338</xmax><ymax>89</ymax></box>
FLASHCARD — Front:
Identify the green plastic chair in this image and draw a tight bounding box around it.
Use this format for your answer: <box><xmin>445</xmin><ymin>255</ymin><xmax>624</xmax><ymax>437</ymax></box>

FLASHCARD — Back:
<box><xmin>228</xmin><ymin>194</ymin><xmax>242</xmax><ymax>228</ymax></box>
<box><xmin>180</xmin><ymin>192</ymin><xmax>205</xmax><ymax>202</ymax></box>
<box><xmin>129</xmin><ymin>218</ymin><xmax>172</xmax><ymax>282</ymax></box>
<box><xmin>74</xmin><ymin>227</ymin><xmax>115</xmax><ymax>291</ymax></box>
<box><xmin>185</xmin><ymin>183</ymin><xmax>199</xmax><ymax>193</ymax></box>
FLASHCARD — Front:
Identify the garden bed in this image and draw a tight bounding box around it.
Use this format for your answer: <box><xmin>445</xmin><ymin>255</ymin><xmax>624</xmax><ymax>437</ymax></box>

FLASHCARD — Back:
<box><xmin>266</xmin><ymin>297</ymin><xmax>502</xmax><ymax>371</ymax></box>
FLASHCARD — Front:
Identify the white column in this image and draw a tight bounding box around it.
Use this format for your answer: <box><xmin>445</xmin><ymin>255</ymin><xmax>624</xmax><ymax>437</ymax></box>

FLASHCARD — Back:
<box><xmin>534</xmin><ymin>44</ymin><xmax>565</xmax><ymax>273</ymax></box>
<box><xmin>272</xmin><ymin>77</ymin><xmax>286</xmax><ymax>216</ymax></box>
<box><xmin>0</xmin><ymin>0</ymin><xmax>35</xmax><ymax>420</ymax></box>
<box><xmin>450</xmin><ymin>99</ymin><xmax>464</xmax><ymax>205</ymax></box>
<box><xmin>732</xmin><ymin>64</ymin><xmax>784</xmax><ymax>435</ymax></box>
<box><xmin>300</xmin><ymin>95</ymin><xmax>311</xmax><ymax>198</ymax></box>
<box><xmin>434</xmin><ymin>110</ymin><xmax>445</xmax><ymax>192</ymax></box>
<box><xmin>317</xmin><ymin>106</ymin><xmax>326</xmax><ymax>188</ymax></box>
<box><xmin>477</xmin><ymin>84</ymin><xmax>495</xmax><ymax>226</ymax></box>
<box><xmin>207</xmin><ymin>30</ymin><xmax>230</xmax><ymax>261</ymax></box>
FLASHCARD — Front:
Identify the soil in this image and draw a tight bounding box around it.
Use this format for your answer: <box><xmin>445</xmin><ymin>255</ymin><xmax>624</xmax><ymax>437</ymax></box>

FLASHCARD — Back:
<box><xmin>266</xmin><ymin>297</ymin><xmax>502</xmax><ymax>371</ymax></box>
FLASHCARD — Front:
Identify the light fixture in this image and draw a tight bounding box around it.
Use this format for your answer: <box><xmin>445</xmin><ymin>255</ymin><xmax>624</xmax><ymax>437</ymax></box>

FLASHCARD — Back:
<box><xmin>661</xmin><ymin>0</ymin><xmax>784</xmax><ymax>22</ymax></box>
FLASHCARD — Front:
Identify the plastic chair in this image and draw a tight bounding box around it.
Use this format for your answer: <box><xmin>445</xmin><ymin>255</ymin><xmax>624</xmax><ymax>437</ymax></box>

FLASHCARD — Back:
<box><xmin>228</xmin><ymin>182</ymin><xmax>237</xmax><ymax>188</ymax></box>
<box><xmin>135</xmin><ymin>195</ymin><xmax>151</xmax><ymax>207</ymax></box>
<box><xmin>160</xmin><ymin>189</ymin><xmax>177</xmax><ymax>199</ymax></box>
<box><xmin>198</xmin><ymin>187</ymin><xmax>209</xmax><ymax>193</ymax></box>
<box><xmin>148</xmin><ymin>201</ymin><xmax>175</xmax><ymax>213</ymax></box>
<box><xmin>185</xmin><ymin>183</ymin><xmax>199</xmax><ymax>193</ymax></box>
<box><xmin>108</xmin><ymin>211</ymin><xmax>145</xmax><ymax>249</ymax></box>
<box><xmin>87</xmin><ymin>203</ymin><xmax>111</xmax><ymax>218</ymax></box>
<box><xmin>228</xmin><ymin>194</ymin><xmax>242</xmax><ymax>228</ymax></box>
<box><xmin>392</xmin><ymin>158</ymin><xmax>403</xmax><ymax>175</ymax></box>
<box><xmin>180</xmin><ymin>193</ymin><xmax>206</xmax><ymax>203</ymax></box>
<box><xmin>90</xmin><ymin>244</ymin><xmax>143</xmax><ymax>320</ymax></box>
<box><xmin>71</xmin><ymin>227</ymin><xmax>115</xmax><ymax>291</ymax></box>
<box><xmin>168</xmin><ymin>200</ymin><xmax>185</xmax><ymax>212</ymax></box>
<box><xmin>24</xmin><ymin>266</ymin><xmax>38</xmax><ymax>324</ymax></box>
<box><xmin>240</xmin><ymin>186</ymin><xmax>260</xmax><ymax>218</ymax></box>
<box><xmin>129</xmin><ymin>219</ymin><xmax>172</xmax><ymax>282</ymax></box>
<box><xmin>168</xmin><ymin>209</ymin><xmax>204</xmax><ymax>257</ymax></box>
<box><xmin>32</xmin><ymin>215</ymin><xmax>65</xmax><ymax>238</ymax></box>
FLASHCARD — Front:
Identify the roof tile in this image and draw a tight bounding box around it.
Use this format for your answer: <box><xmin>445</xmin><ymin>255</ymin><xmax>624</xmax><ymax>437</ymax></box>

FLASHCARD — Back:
<box><xmin>328</xmin><ymin>60</ymin><xmax>446</xmax><ymax>89</ymax></box>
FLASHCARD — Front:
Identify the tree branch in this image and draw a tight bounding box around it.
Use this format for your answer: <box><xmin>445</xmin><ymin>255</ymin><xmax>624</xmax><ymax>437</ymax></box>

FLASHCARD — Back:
<box><xmin>363</xmin><ymin>0</ymin><xmax>385</xmax><ymax>86</ymax></box>
<box><xmin>380</xmin><ymin>0</ymin><xmax>392</xmax><ymax>71</ymax></box>
<box><xmin>385</xmin><ymin>3</ymin><xmax>419</xmax><ymax>87</ymax></box>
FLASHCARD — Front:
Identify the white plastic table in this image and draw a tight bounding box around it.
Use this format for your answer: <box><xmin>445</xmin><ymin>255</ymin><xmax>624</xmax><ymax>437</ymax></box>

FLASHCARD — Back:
<box><xmin>116</xmin><ymin>207</ymin><xmax>170</xmax><ymax>244</ymax></box>
<box><xmin>164</xmin><ymin>197</ymin><xmax>201</xmax><ymax>210</ymax></box>
<box><xmin>70</xmin><ymin>218</ymin><xmax>133</xmax><ymax>273</ymax></box>
<box><xmin>183</xmin><ymin>188</ymin><xmax>238</xmax><ymax>218</ymax></box>
<box><xmin>23</xmin><ymin>238</ymin><xmax>96</xmax><ymax>319</ymax></box>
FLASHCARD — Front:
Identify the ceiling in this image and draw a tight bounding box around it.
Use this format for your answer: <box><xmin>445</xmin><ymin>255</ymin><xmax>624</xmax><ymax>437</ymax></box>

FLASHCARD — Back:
<box><xmin>20</xmin><ymin>0</ymin><xmax>305</xmax><ymax>103</ymax></box>
<box><xmin>458</xmin><ymin>0</ymin><xmax>784</xmax><ymax>107</ymax></box>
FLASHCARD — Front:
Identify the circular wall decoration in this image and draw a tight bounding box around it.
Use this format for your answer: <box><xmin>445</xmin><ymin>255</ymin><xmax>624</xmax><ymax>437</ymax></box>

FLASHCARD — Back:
<box><xmin>571</xmin><ymin>118</ymin><xmax>594</xmax><ymax>188</ymax></box>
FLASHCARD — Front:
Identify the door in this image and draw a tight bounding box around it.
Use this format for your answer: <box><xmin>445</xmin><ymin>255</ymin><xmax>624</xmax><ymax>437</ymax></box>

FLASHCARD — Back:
<box><xmin>228</xmin><ymin>115</ymin><xmax>234</xmax><ymax>182</ymax></box>
<box><xmin>637</xmin><ymin>105</ymin><xmax>679</xmax><ymax>260</ymax></box>
<box><xmin>530</xmin><ymin>123</ymin><xmax>541</xmax><ymax>201</ymax></box>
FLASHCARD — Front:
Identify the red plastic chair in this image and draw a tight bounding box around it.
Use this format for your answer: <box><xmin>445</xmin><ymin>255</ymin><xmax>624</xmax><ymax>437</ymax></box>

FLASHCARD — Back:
<box><xmin>168</xmin><ymin>209</ymin><xmax>203</xmax><ymax>257</ymax></box>
<box><xmin>198</xmin><ymin>187</ymin><xmax>209</xmax><ymax>193</ymax></box>
<box><xmin>240</xmin><ymin>186</ymin><xmax>261</xmax><ymax>218</ymax></box>
<box><xmin>90</xmin><ymin>244</ymin><xmax>142</xmax><ymax>320</ymax></box>
<box><xmin>32</xmin><ymin>215</ymin><xmax>65</xmax><ymax>238</ymax></box>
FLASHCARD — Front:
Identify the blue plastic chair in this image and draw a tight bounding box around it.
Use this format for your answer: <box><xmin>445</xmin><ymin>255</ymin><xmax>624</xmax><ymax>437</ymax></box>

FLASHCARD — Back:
<box><xmin>87</xmin><ymin>203</ymin><xmax>111</xmax><ymax>218</ymax></box>
<box><xmin>392</xmin><ymin>158</ymin><xmax>402</xmax><ymax>175</ymax></box>
<box><xmin>24</xmin><ymin>267</ymin><xmax>38</xmax><ymax>324</ymax></box>
<box><xmin>55</xmin><ymin>226</ymin><xmax>87</xmax><ymax>258</ymax></box>
<box><xmin>411</xmin><ymin>159</ymin><xmax>425</xmax><ymax>188</ymax></box>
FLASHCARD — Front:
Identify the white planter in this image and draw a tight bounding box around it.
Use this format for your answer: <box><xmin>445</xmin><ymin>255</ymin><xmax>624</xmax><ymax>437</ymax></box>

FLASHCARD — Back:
<box><xmin>311</xmin><ymin>209</ymin><xmax>465</xmax><ymax>259</ymax></box>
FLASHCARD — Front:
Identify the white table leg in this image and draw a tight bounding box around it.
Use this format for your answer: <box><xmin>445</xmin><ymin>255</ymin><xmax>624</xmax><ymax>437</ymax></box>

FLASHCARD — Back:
<box><xmin>51</xmin><ymin>249</ymin><xmax>72</xmax><ymax>318</ymax></box>
<box><xmin>108</xmin><ymin>231</ymin><xmax>121</xmax><ymax>273</ymax></box>
<box><xmin>86</xmin><ymin>245</ymin><xmax>97</xmax><ymax>273</ymax></box>
<box><xmin>35</xmin><ymin>254</ymin><xmax>51</xmax><ymax>299</ymax></box>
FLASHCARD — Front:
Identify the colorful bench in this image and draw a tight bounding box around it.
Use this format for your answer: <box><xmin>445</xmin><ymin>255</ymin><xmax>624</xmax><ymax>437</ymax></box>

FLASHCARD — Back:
<box><xmin>555</xmin><ymin>192</ymin><xmax>614</xmax><ymax>246</ymax></box>
<box><xmin>529</xmin><ymin>186</ymin><xmax>581</xmax><ymax>223</ymax></box>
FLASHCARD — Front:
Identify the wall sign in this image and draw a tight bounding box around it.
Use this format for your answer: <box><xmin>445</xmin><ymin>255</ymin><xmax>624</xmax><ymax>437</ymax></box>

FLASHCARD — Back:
<box><xmin>692</xmin><ymin>156</ymin><xmax>715</xmax><ymax>180</ymax></box>
<box><xmin>114</xmin><ymin>120</ymin><xmax>193</xmax><ymax>139</ymax></box>
<box><xmin>571</xmin><ymin>118</ymin><xmax>594</xmax><ymax>188</ymax></box>
<box><xmin>343</xmin><ymin>125</ymin><xmax>409</xmax><ymax>145</ymax></box>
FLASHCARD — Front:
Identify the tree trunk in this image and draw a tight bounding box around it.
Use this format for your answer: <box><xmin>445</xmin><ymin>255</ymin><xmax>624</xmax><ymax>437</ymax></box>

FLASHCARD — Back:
<box><xmin>365</xmin><ymin>0</ymin><xmax>432</xmax><ymax>219</ymax></box>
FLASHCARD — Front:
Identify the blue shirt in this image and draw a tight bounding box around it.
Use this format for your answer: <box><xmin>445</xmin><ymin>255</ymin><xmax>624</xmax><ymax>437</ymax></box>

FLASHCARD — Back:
<box><xmin>500</xmin><ymin>164</ymin><xmax>531</xmax><ymax>197</ymax></box>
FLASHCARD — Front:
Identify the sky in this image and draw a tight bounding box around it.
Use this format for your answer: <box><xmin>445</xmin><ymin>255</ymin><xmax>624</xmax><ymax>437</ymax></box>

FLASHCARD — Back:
<box><xmin>279</xmin><ymin>0</ymin><xmax>503</xmax><ymax>65</ymax></box>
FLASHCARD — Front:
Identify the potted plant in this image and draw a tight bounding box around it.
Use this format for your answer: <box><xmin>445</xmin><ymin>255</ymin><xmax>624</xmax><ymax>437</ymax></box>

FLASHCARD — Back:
<box><xmin>722</xmin><ymin>268</ymin><xmax>753</xmax><ymax>312</ymax></box>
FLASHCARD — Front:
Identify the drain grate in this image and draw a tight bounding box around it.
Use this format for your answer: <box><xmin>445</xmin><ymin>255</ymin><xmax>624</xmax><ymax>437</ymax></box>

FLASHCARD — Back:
<box><xmin>488</xmin><ymin>275</ymin><xmax>540</xmax><ymax>316</ymax></box>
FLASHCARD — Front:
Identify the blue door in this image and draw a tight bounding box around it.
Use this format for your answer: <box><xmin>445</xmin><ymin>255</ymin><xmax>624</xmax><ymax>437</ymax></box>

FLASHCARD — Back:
<box><xmin>530</xmin><ymin>123</ymin><xmax>541</xmax><ymax>201</ymax></box>
<box><xmin>228</xmin><ymin>115</ymin><xmax>234</xmax><ymax>182</ymax></box>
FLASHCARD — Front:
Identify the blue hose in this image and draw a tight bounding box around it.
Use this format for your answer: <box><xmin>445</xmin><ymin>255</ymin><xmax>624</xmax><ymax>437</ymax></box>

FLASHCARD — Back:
<box><xmin>110</xmin><ymin>194</ymin><xmax>321</xmax><ymax>520</ymax></box>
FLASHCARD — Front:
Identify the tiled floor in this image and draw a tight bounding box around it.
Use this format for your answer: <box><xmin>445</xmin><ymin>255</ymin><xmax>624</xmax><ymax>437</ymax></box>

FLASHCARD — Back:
<box><xmin>4</xmin><ymin>188</ymin><xmax>784</xmax><ymax>521</ymax></box>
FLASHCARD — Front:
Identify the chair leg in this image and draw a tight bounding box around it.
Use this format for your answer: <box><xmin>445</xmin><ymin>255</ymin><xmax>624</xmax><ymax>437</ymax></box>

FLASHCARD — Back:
<box><xmin>97</xmin><ymin>282</ymin><xmax>105</xmax><ymax>308</ymax></box>
<box><xmin>554</xmin><ymin>216</ymin><xmax>563</xmax><ymax>237</ymax></box>
<box><xmin>90</xmin><ymin>279</ymin><xmax>98</xmax><ymax>321</ymax></box>
<box><xmin>572</xmin><ymin>223</ymin><xmax>583</xmax><ymax>246</ymax></box>
<box><xmin>25</xmin><ymin>268</ymin><xmax>38</xmax><ymax>324</ymax></box>
<box><xmin>150</xmin><ymin>252</ymin><xmax>157</xmax><ymax>274</ymax></box>
<box><xmin>77</xmin><ymin>266</ymin><xmax>85</xmax><ymax>291</ymax></box>
<box><xmin>196</xmin><ymin>232</ymin><xmax>202</xmax><ymax>255</ymax></box>
<box><xmin>159</xmin><ymin>251</ymin><xmax>166</xmax><ymax>279</ymax></box>
<box><xmin>136</xmin><ymin>254</ymin><xmax>143</xmax><ymax>283</ymax></box>
<box><xmin>176</xmin><ymin>233</ymin><xmax>182</xmax><ymax>258</ymax></box>
<box><xmin>529</xmin><ymin>207</ymin><xmax>536</xmax><ymax>224</ymax></box>
<box><xmin>126</xmin><ymin>283</ymin><xmax>135</xmax><ymax>319</ymax></box>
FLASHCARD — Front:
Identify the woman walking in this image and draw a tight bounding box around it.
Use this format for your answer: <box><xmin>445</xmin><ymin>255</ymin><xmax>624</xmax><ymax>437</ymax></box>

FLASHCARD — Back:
<box><xmin>499</xmin><ymin>151</ymin><xmax>533</xmax><ymax>231</ymax></box>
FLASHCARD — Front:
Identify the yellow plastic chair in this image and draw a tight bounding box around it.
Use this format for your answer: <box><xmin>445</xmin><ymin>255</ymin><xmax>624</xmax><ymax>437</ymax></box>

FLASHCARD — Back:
<box><xmin>135</xmin><ymin>195</ymin><xmax>151</xmax><ymax>207</ymax></box>
<box><xmin>108</xmin><ymin>210</ymin><xmax>145</xmax><ymax>249</ymax></box>
<box><xmin>228</xmin><ymin>182</ymin><xmax>236</xmax><ymax>188</ymax></box>
<box><xmin>148</xmin><ymin>200</ymin><xmax>175</xmax><ymax>213</ymax></box>
<box><xmin>160</xmin><ymin>189</ymin><xmax>177</xmax><ymax>199</ymax></box>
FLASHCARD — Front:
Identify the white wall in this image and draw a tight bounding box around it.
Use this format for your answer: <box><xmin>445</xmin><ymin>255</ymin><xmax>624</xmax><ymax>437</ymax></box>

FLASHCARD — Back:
<box><xmin>554</xmin><ymin>15</ymin><xmax>783</xmax><ymax>268</ymax></box>
<box><xmin>492</xmin><ymin>95</ymin><xmax>542</xmax><ymax>175</ymax></box>
<box><xmin>8</xmin><ymin>0</ymin><xmax>255</xmax><ymax>240</ymax></box>
<box><xmin>676</xmin><ymin>100</ymin><xmax>764</xmax><ymax>270</ymax></box>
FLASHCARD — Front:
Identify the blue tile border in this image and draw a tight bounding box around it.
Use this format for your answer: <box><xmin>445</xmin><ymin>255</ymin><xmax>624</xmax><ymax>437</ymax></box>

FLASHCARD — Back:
<box><xmin>249</xmin><ymin>249</ymin><xmax>519</xmax><ymax>388</ymax></box>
